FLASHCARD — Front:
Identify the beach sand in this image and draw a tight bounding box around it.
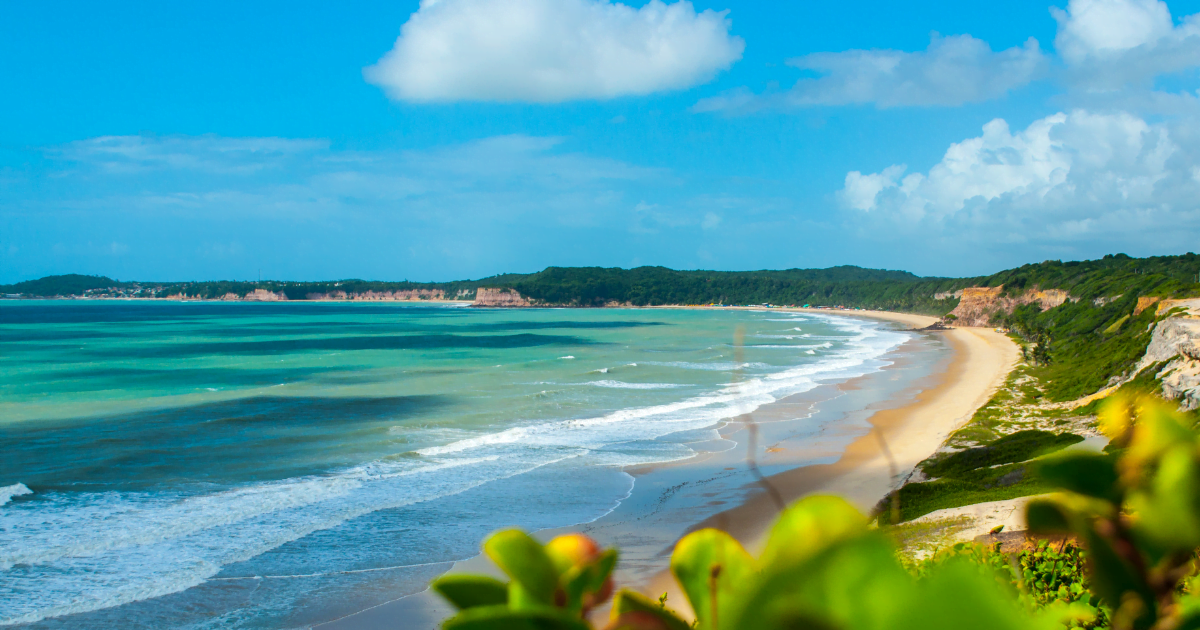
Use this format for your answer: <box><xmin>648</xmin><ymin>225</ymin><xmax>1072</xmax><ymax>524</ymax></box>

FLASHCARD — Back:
<box><xmin>642</xmin><ymin>317</ymin><xmax>1018</xmax><ymax>616</ymax></box>
<box><xmin>322</xmin><ymin>310</ymin><xmax>1018</xmax><ymax>629</ymax></box>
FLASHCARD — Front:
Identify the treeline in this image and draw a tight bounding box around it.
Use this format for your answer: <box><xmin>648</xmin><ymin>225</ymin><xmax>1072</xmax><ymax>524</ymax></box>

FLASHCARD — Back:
<box><xmin>6</xmin><ymin>254</ymin><xmax>1198</xmax><ymax>313</ymax></box>
<box><xmin>490</xmin><ymin>265</ymin><xmax>978</xmax><ymax>314</ymax></box>
<box><xmin>487</xmin><ymin>254</ymin><xmax>1200</xmax><ymax>310</ymax></box>
<box><xmin>980</xmin><ymin>252</ymin><xmax>1200</xmax><ymax>299</ymax></box>
<box><xmin>0</xmin><ymin>274</ymin><xmax>534</xmax><ymax>299</ymax></box>
<box><xmin>0</xmin><ymin>274</ymin><xmax>136</xmax><ymax>296</ymax></box>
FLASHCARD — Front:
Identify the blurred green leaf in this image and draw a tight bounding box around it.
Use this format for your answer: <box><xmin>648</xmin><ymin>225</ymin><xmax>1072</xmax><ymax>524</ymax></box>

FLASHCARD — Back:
<box><xmin>609</xmin><ymin>589</ymin><xmax>691</xmax><ymax>630</ymax></box>
<box><xmin>896</xmin><ymin>560</ymin><xmax>1057</xmax><ymax>630</ymax></box>
<box><xmin>1025</xmin><ymin>499</ymin><xmax>1074</xmax><ymax>534</ymax></box>
<box><xmin>730</xmin><ymin>533</ymin><xmax>912</xmax><ymax>630</ymax></box>
<box><xmin>484</xmin><ymin>530</ymin><xmax>560</xmax><ymax>607</ymax></box>
<box><xmin>443</xmin><ymin>605</ymin><xmax>591</xmax><ymax>630</ymax></box>
<box><xmin>759</xmin><ymin>495</ymin><xmax>866</xmax><ymax>569</ymax></box>
<box><xmin>1130</xmin><ymin>446</ymin><xmax>1200</xmax><ymax>555</ymax></box>
<box><xmin>1081</xmin><ymin>524</ymin><xmax>1156</xmax><ymax>628</ymax></box>
<box><xmin>1035</xmin><ymin>452</ymin><xmax>1120</xmax><ymax>503</ymax></box>
<box><xmin>670</xmin><ymin>528</ymin><xmax>756</xmax><ymax>630</ymax></box>
<box><xmin>432</xmin><ymin>574</ymin><xmax>509</xmax><ymax>610</ymax></box>
<box><xmin>561</xmin><ymin>549</ymin><xmax>618</xmax><ymax>612</ymax></box>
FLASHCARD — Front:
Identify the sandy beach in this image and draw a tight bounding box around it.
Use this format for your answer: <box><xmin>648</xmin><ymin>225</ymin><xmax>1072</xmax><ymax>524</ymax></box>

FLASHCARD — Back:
<box><xmin>643</xmin><ymin>314</ymin><xmax>1018</xmax><ymax>614</ymax></box>
<box><xmin>323</xmin><ymin>309</ymin><xmax>1018</xmax><ymax>629</ymax></box>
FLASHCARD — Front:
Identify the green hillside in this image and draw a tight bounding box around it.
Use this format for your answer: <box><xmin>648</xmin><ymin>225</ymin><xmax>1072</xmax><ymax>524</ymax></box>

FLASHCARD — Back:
<box><xmin>0</xmin><ymin>274</ymin><xmax>132</xmax><ymax>296</ymax></box>
<box><xmin>489</xmin><ymin>265</ymin><xmax>975</xmax><ymax>314</ymax></box>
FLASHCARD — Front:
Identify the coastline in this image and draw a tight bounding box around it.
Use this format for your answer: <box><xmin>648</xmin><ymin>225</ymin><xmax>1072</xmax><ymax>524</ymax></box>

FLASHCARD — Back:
<box><xmin>321</xmin><ymin>310</ymin><xmax>1016</xmax><ymax>630</ymax></box>
<box><xmin>0</xmin><ymin>297</ymin><xmax>475</xmax><ymax>304</ymax></box>
<box><xmin>643</xmin><ymin>321</ymin><xmax>1017</xmax><ymax>617</ymax></box>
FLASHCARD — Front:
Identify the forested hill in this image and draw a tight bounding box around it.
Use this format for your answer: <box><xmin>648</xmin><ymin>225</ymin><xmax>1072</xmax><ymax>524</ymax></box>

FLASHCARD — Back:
<box><xmin>4</xmin><ymin>254</ymin><xmax>1199</xmax><ymax>314</ymax></box>
<box><xmin>486</xmin><ymin>265</ymin><xmax>971</xmax><ymax>313</ymax></box>
<box><xmin>0</xmin><ymin>274</ymin><xmax>533</xmax><ymax>300</ymax></box>
<box><xmin>476</xmin><ymin>254</ymin><xmax>1200</xmax><ymax>314</ymax></box>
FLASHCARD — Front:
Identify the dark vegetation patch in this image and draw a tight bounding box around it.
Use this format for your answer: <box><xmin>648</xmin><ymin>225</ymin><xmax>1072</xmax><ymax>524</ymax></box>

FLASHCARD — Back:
<box><xmin>879</xmin><ymin>462</ymin><xmax>1052</xmax><ymax>525</ymax></box>
<box><xmin>921</xmin><ymin>430</ymin><xmax>1084</xmax><ymax>478</ymax></box>
<box><xmin>880</xmin><ymin>429</ymin><xmax>1086</xmax><ymax>525</ymax></box>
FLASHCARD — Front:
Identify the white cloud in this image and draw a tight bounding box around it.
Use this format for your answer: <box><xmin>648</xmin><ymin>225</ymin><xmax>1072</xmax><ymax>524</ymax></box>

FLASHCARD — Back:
<box><xmin>1054</xmin><ymin>0</ymin><xmax>1176</xmax><ymax>62</ymax></box>
<box><xmin>53</xmin><ymin>135</ymin><xmax>327</xmax><ymax>174</ymax></box>
<box><xmin>365</xmin><ymin>0</ymin><xmax>744</xmax><ymax>103</ymax></box>
<box><xmin>40</xmin><ymin>134</ymin><xmax>667</xmax><ymax>228</ymax></box>
<box><xmin>840</xmin><ymin>165</ymin><xmax>907</xmax><ymax>210</ymax></box>
<box><xmin>696</xmin><ymin>34</ymin><xmax>1045</xmax><ymax>112</ymax></box>
<box><xmin>840</xmin><ymin>110</ymin><xmax>1197</xmax><ymax>243</ymax></box>
<box><xmin>1052</xmin><ymin>0</ymin><xmax>1200</xmax><ymax>88</ymax></box>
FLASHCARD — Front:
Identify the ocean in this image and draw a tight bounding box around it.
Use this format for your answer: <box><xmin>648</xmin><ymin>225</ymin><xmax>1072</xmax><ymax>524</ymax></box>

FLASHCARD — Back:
<box><xmin>0</xmin><ymin>301</ymin><xmax>916</xmax><ymax>628</ymax></box>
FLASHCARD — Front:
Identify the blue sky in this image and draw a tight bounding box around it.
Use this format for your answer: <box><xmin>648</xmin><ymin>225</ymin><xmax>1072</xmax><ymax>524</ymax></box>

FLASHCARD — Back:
<box><xmin>3</xmin><ymin>0</ymin><xmax>1200</xmax><ymax>282</ymax></box>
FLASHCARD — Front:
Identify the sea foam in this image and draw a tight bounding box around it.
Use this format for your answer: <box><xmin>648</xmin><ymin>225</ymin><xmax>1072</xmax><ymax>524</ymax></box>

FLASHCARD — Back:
<box><xmin>1</xmin><ymin>312</ymin><xmax>909</xmax><ymax>627</ymax></box>
<box><xmin>0</xmin><ymin>483</ymin><xmax>32</xmax><ymax>507</ymax></box>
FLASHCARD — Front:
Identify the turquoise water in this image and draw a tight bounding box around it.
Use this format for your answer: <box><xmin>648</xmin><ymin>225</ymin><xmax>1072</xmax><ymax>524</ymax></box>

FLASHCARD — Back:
<box><xmin>0</xmin><ymin>302</ymin><xmax>909</xmax><ymax>628</ymax></box>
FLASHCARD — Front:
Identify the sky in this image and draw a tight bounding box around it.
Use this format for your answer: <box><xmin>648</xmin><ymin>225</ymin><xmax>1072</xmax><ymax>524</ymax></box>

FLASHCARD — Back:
<box><xmin>3</xmin><ymin>0</ymin><xmax>1200</xmax><ymax>282</ymax></box>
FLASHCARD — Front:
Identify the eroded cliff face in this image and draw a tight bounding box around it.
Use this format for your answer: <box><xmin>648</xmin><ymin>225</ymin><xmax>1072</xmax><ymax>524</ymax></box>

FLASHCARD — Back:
<box><xmin>946</xmin><ymin>286</ymin><xmax>1074</xmax><ymax>327</ymax></box>
<box><xmin>242</xmin><ymin>289</ymin><xmax>288</xmax><ymax>301</ymax></box>
<box><xmin>1136</xmin><ymin>300</ymin><xmax>1200</xmax><ymax>411</ymax></box>
<box><xmin>473</xmin><ymin>287</ymin><xmax>535</xmax><ymax>307</ymax></box>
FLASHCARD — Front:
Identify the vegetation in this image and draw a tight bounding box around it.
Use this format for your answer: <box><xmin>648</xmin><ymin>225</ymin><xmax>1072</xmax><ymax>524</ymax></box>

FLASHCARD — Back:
<box><xmin>985</xmin><ymin>253</ymin><xmax>1200</xmax><ymax>301</ymax></box>
<box><xmin>922</xmin><ymin>430</ymin><xmax>1084</xmax><ymax>478</ymax></box>
<box><xmin>5</xmin><ymin>254</ymin><xmax>1197</xmax><ymax>319</ymax></box>
<box><xmin>430</xmin><ymin>395</ymin><xmax>1200</xmax><ymax>630</ymax></box>
<box><xmin>1003</xmin><ymin>295</ymin><xmax>1161</xmax><ymax>402</ymax></box>
<box><xmin>0</xmin><ymin>274</ymin><xmax>532</xmax><ymax>300</ymax></box>
<box><xmin>489</xmin><ymin>265</ymin><xmax>969</xmax><ymax>313</ymax></box>
<box><xmin>880</xmin><ymin>458</ymin><xmax>1054</xmax><ymax>525</ymax></box>
<box><xmin>0</xmin><ymin>274</ymin><xmax>133</xmax><ymax>296</ymax></box>
<box><xmin>876</xmin><ymin>428</ymin><xmax>1088</xmax><ymax>525</ymax></box>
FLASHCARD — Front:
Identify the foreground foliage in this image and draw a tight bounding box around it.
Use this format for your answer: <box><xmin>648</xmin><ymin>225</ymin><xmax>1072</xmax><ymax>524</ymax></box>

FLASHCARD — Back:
<box><xmin>431</xmin><ymin>394</ymin><xmax>1200</xmax><ymax>630</ymax></box>
<box><xmin>1025</xmin><ymin>394</ymin><xmax>1200</xmax><ymax>629</ymax></box>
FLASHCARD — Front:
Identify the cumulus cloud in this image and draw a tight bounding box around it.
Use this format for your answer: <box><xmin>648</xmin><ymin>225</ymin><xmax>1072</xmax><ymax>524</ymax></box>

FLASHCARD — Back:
<box><xmin>696</xmin><ymin>34</ymin><xmax>1046</xmax><ymax>112</ymax></box>
<box><xmin>365</xmin><ymin>0</ymin><xmax>744</xmax><ymax>103</ymax></box>
<box><xmin>1053</xmin><ymin>0</ymin><xmax>1200</xmax><ymax>88</ymax></box>
<box><xmin>839</xmin><ymin>110</ymin><xmax>1199</xmax><ymax>244</ymax></box>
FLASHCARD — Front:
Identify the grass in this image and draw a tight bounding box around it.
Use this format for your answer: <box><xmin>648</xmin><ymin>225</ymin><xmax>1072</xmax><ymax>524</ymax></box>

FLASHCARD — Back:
<box><xmin>888</xmin><ymin>515</ymin><xmax>975</xmax><ymax>562</ymax></box>
<box><xmin>879</xmin><ymin>461</ymin><xmax>1057</xmax><ymax>525</ymax></box>
<box><xmin>921</xmin><ymin>430</ymin><xmax>1083</xmax><ymax>478</ymax></box>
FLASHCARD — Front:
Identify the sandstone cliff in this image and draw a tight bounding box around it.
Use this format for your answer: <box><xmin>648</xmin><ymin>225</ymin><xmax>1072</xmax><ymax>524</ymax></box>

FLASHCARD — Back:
<box><xmin>946</xmin><ymin>286</ymin><xmax>1074</xmax><ymax>327</ymax></box>
<box><xmin>473</xmin><ymin>287</ymin><xmax>535</xmax><ymax>307</ymax></box>
<box><xmin>243</xmin><ymin>289</ymin><xmax>288</xmax><ymax>301</ymax></box>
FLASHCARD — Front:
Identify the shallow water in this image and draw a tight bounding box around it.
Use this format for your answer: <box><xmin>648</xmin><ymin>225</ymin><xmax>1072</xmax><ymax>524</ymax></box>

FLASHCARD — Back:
<box><xmin>0</xmin><ymin>302</ymin><xmax>909</xmax><ymax>628</ymax></box>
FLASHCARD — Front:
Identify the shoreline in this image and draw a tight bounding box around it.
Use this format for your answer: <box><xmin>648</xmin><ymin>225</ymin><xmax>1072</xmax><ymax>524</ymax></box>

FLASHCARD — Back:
<box><xmin>322</xmin><ymin>310</ymin><xmax>1014</xmax><ymax>629</ymax></box>
<box><xmin>0</xmin><ymin>297</ymin><xmax>475</xmax><ymax>304</ymax></box>
<box><xmin>643</xmin><ymin>320</ymin><xmax>1017</xmax><ymax>615</ymax></box>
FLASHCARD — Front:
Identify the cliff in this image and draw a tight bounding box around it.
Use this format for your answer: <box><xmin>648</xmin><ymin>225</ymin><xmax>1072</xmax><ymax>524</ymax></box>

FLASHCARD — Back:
<box><xmin>240</xmin><ymin>289</ymin><xmax>288</xmax><ymax>301</ymax></box>
<box><xmin>946</xmin><ymin>286</ymin><xmax>1074</xmax><ymax>327</ymax></box>
<box><xmin>1134</xmin><ymin>299</ymin><xmax>1200</xmax><ymax>410</ymax></box>
<box><xmin>473</xmin><ymin>287</ymin><xmax>535</xmax><ymax>307</ymax></box>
